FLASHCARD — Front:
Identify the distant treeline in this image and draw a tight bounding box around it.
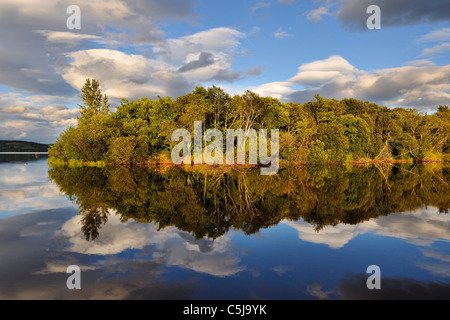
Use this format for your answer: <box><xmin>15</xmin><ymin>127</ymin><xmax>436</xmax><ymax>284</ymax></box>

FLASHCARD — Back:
<box><xmin>0</xmin><ymin>140</ymin><xmax>49</xmax><ymax>152</ymax></box>
<box><xmin>49</xmin><ymin>78</ymin><xmax>450</xmax><ymax>165</ymax></box>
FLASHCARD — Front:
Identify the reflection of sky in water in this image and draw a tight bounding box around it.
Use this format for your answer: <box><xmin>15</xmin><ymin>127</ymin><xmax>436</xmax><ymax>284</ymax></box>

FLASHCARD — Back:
<box><xmin>0</xmin><ymin>158</ymin><xmax>77</xmax><ymax>218</ymax></box>
<box><xmin>0</xmin><ymin>157</ymin><xmax>449</xmax><ymax>299</ymax></box>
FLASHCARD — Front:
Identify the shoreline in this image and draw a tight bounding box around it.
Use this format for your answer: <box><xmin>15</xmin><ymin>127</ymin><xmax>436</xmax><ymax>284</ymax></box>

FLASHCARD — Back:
<box><xmin>47</xmin><ymin>157</ymin><xmax>449</xmax><ymax>169</ymax></box>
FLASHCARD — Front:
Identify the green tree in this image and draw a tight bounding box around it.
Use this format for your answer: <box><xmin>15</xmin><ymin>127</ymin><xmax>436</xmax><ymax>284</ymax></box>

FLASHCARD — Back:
<box><xmin>78</xmin><ymin>78</ymin><xmax>110</xmax><ymax>122</ymax></box>
<box><xmin>338</xmin><ymin>114</ymin><xmax>370</xmax><ymax>158</ymax></box>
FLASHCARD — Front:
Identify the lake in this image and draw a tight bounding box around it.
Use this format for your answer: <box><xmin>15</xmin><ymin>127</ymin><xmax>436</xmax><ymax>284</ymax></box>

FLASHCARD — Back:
<box><xmin>0</xmin><ymin>154</ymin><xmax>449</xmax><ymax>299</ymax></box>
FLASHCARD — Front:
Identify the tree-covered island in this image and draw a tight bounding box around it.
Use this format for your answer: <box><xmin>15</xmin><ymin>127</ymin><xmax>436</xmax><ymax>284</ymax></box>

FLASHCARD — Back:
<box><xmin>49</xmin><ymin>79</ymin><xmax>450</xmax><ymax>166</ymax></box>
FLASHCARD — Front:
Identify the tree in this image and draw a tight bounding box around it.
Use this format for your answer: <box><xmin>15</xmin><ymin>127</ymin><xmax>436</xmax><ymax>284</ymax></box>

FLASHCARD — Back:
<box><xmin>338</xmin><ymin>114</ymin><xmax>370</xmax><ymax>158</ymax></box>
<box><xmin>49</xmin><ymin>81</ymin><xmax>450</xmax><ymax>165</ymax></box>
<box><xmin>78</xmin><ymin>78</ymin><xmax>110</xmax><ymax>122</ymax></box>
<box><xmin>207</xmin><ymin>86</ymin><xmax>231</xmax><ymax>129</ymax></box>
<box><xmin>108</xmin><ymin>136</ymin><xmax>137</xmax><ymax>164</ymax></box>
<box><xmin>316</xmin><ymin>122</ymin><xmax>349</xmax><ymax>163</ymax></box>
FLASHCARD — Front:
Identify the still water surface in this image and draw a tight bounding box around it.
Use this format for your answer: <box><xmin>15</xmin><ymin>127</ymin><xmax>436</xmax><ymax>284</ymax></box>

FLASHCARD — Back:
<box><xmin>0</xmin><ymin>154</ymin><xmax>449</xmax><ymax>299</ymax></box>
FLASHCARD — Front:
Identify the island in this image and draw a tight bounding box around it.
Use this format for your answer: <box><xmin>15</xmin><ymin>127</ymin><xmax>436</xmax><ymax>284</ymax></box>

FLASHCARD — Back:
<box><xmin>48</xmin><ymin>79</ymin><xmax>450</xmax><ymax>167</ymax></box>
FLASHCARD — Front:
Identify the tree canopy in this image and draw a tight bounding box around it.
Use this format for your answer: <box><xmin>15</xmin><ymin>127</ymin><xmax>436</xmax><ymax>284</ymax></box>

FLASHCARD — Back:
<box><xmin>49</xmin><ymin>78</ymin><xmax>450</xmax><ymax>165</ymax></box>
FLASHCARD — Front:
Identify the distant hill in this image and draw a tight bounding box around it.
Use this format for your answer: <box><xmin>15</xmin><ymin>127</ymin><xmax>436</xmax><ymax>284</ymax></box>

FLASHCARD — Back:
<box><xmin>0</xmin><ymin>140</ymin><xmax>50</xmax><ymax>152</ymax></box>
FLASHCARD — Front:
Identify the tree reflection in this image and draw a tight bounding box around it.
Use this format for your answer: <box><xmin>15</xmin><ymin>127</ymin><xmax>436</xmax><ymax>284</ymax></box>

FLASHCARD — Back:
<box><xmin>48</xmin><ymin>163</ymin><xmax>449</xmax><ymax>241</ymax></box>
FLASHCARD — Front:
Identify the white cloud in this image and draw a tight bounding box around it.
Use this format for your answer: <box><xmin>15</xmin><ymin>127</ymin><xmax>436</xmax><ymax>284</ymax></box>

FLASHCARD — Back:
<box><xmin>252</xmin><ymin>81</ymin><xmax>295</xmax><ymax>101</ymax></box>
<box><xmin>417</xmin><ymin>28</ymin><xmax>450</xmax><ymax>43</ymax></box>
<box><xmin>289</xmin><ymin>55</ymin><xmax>358</xmax><ymax>86</ymax></box>
<box><xmin>1</xmin><ymin>105</ymin><xmax>28</xmax><ymax>113</ymax></box>
<box><xmin>0</xmin><ymin>0</ymin><xmax>197</xmax><ymax>97</ymax></box>
<box><xmin>35</xmin><ymin>30</ymin><xmax>103</xmax><ymax>45</ymax></box>
<box><xmin>417</xmin><ymin>28</ymin><xmax>450</xmax><ymax>58</ymax></box>
<box><xmin>307</xmin><ymin>6</ymin><xmax>333</xmax><ymax>22</ymax></box>
<box><xmin>250</xmin><ymin>2</ymin><xmax>273</xmax><ymax>14</ymax></box>
<box><xmin>0</xmin><ymin>92</ymin><xmax>80</xmax><ymax>143</ymax></box>
<box><xmin>60</xmin><ymin>48</ymin><xmax>188</xmax><ymax>99</ymax></box>
<box><xmin>3</xmin><ymin>120</ymin><xmax>31</xmax><ymax>129</ymax></box>
<box><xmin>252</xmin><ymin>55</ymin><xmax>450</xmax><ymax>110</ymax></box>
<box><xmin>154</xmin><ymin>27</ymin><xmax>244</xmax><ymax>65</ymax></box>
<box><xmin>420</xmin><ymin>43</ymin><xmax>450</xmax><ymax>57</ymax></box>
<box><xmin>416</xmin><ymin>27</ymin><xmax>450</xmax><ymax>57</ymax></box>
<box><xmin>59</xmin><ymin>28</ymin><xmax>248</xmax><ymax>99</ymax></box>
<box><xmin>273</xmin><ymin>27</ymin><xmax>293</xmax><ymax>39</ymax></box>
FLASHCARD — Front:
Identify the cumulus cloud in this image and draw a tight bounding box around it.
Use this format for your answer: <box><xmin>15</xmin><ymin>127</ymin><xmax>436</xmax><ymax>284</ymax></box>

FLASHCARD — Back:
<box><xmin>3</xmin><ymin>0</ymin><xmax>448</xmax><ymax>144</ymax></box>
<box><xmin>252</xmin><ymin>81</ymin><xmax>295</xmax><ymax>101</ymax></box>
<box><xmin>289</xmin><ymin>55</ymin><xmax>358</xmax><ymax>87</ymax></box>
<box><xmin>58</xmin><ymin>27</ymin><xmax>251</xmax><ymax>99</ymax></box>
<box><xmin>154</xmin><ymin>27</ymin><xmax>244</xmax><ymax>65</ymax></box>
<box><xmin>0</xmin><ymin>0</ymin><xmax>197</xmax><ymax>96</ymax></box>
<box><xmin>1</xmin><ymin>105</ymin><xmax>28</xmax><ymax>113</ymax></box>
<box><xmin>0</xmin><ymin>92</ymin><xmax>79</xmax><ymax>142</ymax></box>
<box><xmin>0</xmin><ymin>0</ymin><xmax>200</xmax><ymax>143</ymax></box>
<box><xmin>60</xmin><ymin>49</ymin><xmax>181</xmax><ymax>99</ymax></box>
<box><xmin>252</xmin><ymin>55</ymin><xmax>450</xmax><ymax>110</ymax></box>
<box><xmin>0</xmin><ymin>0</ymin><xmax>265</xmax><ymax>143</ymax></box>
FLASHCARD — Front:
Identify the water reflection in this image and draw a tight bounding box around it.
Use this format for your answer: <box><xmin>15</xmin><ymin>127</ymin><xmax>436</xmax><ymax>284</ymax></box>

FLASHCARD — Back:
<box><xmin>0</xmin><ymin>208</ymin><xmax>201</xmax><ymax>299</ymax></box>
<box><xmin>60</xmin><ymin>214</ymin><xmax>243</xmax><ymax>277</ymax></box>
<box><xmin>0</xmin><ymin>155</ymin><xmax>76</xmax><ymax>218</ymax></box>
<box><xmin>285</xmin><ymin>207</ymin><xmax>450</xmax><ymax>249</ymax></box>
<box><xmin>1</xmin><ymin>156</ymin><xmax>450</xmax><ymax>299</ymax></box>
<box><xmin>48</xmin><ymin>163</ymin><xmax>449</xmax><ymax>242</ymax></box>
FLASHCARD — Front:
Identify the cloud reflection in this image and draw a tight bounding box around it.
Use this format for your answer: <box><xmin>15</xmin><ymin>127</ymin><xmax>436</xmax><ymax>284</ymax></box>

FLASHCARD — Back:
<box><xmin>60</xmin><ymin>213</ymin><xmax>244</xmax><ymax>277</ymax></box>
<box><xmin>0</xmin><ymin>206</ymin><xmax>243</xmax><ymax>299</ymax></box>
<box><xmin>285</xmin><ymin>206</ymin><xmax>450</xmax><ymax>249</ymax></box>
<box><xmin>0</xmin><ymin>159</ymin><xmax>76</xmax><ymax>218</ymax></box>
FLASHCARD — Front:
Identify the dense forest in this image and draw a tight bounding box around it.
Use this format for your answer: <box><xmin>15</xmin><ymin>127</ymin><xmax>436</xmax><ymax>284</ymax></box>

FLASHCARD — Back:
<box><xmin>49</xmin><ymin>79</ymin><xmax>450</xmax><ymax>166</ymax></box>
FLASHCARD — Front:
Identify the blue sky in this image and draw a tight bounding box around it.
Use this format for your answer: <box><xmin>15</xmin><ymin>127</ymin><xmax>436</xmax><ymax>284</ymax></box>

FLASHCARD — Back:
<box><xmin>0</xmin><ymin>0</ymin><xmax>449</xmax><ymax>143</ymax></box>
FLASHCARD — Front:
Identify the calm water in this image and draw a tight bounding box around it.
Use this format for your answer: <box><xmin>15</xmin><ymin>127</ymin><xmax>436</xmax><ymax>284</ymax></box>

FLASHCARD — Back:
<box><xmin>0</xmin><ymin>154</ymin><xmax>449</xmax><ymax>299</ymax></box>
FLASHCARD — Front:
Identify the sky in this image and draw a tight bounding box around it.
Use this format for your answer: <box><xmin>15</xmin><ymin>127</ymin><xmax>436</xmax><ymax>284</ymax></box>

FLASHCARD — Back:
<box><xmin>0</xmin><ymin>0</ymin><xmax>449</xmax><ymax>144</ymax></box>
